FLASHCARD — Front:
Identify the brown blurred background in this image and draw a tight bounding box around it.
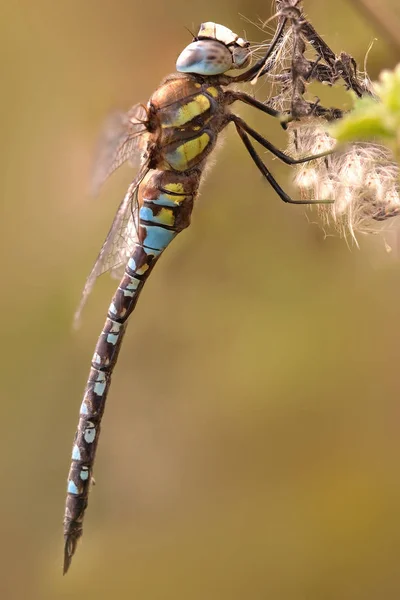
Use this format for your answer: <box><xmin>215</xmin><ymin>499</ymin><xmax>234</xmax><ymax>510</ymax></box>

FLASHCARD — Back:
<box><xmin>1</xmin><ymin>0</ymin><xmax>400</xmax><ymax>598</ymax></box>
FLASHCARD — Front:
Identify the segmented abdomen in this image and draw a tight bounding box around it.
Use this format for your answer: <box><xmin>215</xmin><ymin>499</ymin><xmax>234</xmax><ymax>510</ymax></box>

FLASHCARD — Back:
<box><xmin>63</xmin><ymin>168</ymin><xmax>199</xmax><ymax>573</ymax></box>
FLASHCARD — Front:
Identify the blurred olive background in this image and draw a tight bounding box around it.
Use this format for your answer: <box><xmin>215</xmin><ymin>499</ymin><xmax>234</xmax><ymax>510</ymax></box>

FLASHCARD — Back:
<box><xmin>2</xmin><ymin>0</ymin><xmax>400</xmax><ymax>598</ymax></box>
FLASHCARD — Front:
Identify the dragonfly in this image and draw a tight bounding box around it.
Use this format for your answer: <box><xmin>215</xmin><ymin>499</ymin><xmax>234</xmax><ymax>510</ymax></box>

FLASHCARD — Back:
<box><xmin>63</xmin><ymin>17</ymin><xmax>332</xmax><ymax>574</ymax></box>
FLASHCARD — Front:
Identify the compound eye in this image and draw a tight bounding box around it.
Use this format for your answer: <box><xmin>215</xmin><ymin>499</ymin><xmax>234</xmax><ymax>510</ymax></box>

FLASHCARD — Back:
<box><xmin>176</xmin><ymin>40</ymin><xmax>233</xmax><ymax>75</ymax></box>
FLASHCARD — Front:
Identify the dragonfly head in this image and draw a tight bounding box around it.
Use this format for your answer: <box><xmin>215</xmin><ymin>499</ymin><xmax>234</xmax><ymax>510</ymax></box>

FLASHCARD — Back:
<box><xmin>176</xmin><ymin>22</ymin><xmax>250</xmax><ymax>76</ymax></box>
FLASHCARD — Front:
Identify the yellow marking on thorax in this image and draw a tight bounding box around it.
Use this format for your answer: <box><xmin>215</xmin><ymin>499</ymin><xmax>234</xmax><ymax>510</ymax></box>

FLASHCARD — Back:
<box><xmin>167</xmin><ymin>132</ymin><xmax>211</xmax><ymax>171</ymax></box>
<box><xmin>161</xmin><ymin>94</ymin><xmax>210</xmax><ymax>128</ymax></box>
<box><xmin>206</xmin><ymin>86</ymin><xmax>219</xmax><ymax>98</ymax></box>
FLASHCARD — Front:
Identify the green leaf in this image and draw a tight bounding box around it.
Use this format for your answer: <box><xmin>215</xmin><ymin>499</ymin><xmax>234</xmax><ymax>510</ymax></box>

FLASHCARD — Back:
<box><xmin>329</xmin><ymin>64</ymin><xmax>400</xmax><ymax>154</ymax></box>
<box><xmin>331</xmin><ymin>110</ymin><xmax>392</xmax><ymax>142</ymax></box>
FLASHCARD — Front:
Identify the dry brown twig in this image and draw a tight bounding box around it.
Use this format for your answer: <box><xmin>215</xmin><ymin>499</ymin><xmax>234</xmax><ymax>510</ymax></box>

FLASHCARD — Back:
<box><xmin>264</xmin><ymin>1</ymin><xmax>400</xmax><ymax>246</ymax></box>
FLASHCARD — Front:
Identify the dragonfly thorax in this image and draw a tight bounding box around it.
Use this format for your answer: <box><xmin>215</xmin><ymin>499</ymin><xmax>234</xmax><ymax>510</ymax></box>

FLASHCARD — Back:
<box><xmin>176</xmin><ymin>21</ymin><xmax>250</xmax><ymax>76</ymax></box>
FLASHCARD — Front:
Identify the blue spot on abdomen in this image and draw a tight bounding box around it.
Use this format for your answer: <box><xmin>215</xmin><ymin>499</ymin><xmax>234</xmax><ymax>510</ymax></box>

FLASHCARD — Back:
<box><xmin>142</xmin><ymin>225</ymin><xmax>176</xmax><ymax>251</ymax></box>
<box><xmin>72</xmin><ymin>445</ymin><xmax>81</xmax><ymax>460</ymax></box>
<box><xmin>67</xmin><ymin>480</ymin><xmax>79</xmax><ymax>495</ymax></box>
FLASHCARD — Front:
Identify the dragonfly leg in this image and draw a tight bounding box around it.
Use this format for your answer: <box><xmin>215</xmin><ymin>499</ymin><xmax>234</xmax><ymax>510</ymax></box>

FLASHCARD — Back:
<box><xmin>232</xmin><ymin>118</ymin><xmax>333</xmax><ymax>205</ymax></box>
<box><xmin>230</xmin><ymin>114</ymin><xmax>334</xmax><ymax>165</ymax></box>
<box><xmin>225</xmin><ymin>91</ymin><xmax>281</xmax><ymax>119</ymax></box>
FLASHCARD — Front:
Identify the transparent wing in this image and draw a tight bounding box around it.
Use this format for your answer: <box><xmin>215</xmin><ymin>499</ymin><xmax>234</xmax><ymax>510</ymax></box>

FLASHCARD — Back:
<box><xmin>74</xmin><ymin>164</ymin><xmax>149</xmax><ymax>328</ymax></box>
<box><xmin>91</xmin><ymin>103</ymin><xmax>148</xmax><ymax>196</ymax></box>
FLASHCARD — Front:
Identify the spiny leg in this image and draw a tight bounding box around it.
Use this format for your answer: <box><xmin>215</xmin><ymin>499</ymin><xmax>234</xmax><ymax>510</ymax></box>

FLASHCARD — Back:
<box><xmin>230</xmin><ymin>114</ymin><xmax>333</xmax><ymax>165</ymax></box>
<box><xmin>225</xmin><ymin>91</ymin><xmax>281</xmax><ymax>118</ymax></box>
<box><xmin>233</xmin><ymin>119</ymin><xmax>333</xmax><ymax>205</ymax></box>
<box><xmin>224</xmin><ymin>90</ymin><xmax>293</xmax><ymax>131</ymax></box>
<box><xmin>224</xmin><ymin>90</ymin><xmax>342</xmax><ymax>132</ymax></box>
